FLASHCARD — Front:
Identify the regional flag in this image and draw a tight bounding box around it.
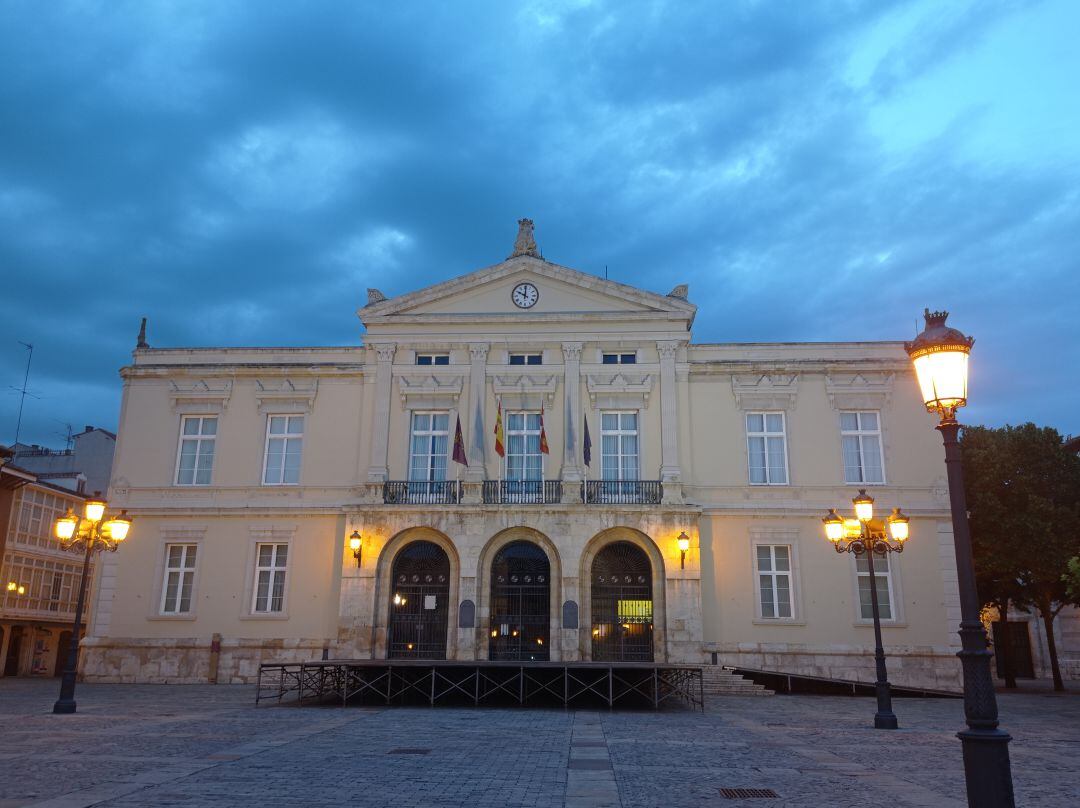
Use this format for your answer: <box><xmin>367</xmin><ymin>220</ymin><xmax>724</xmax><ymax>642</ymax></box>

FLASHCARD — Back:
<box><xmin>452</xmin><ymin>414</ymin><xmax>468</xmax><ymax>467</ymax></box>
<box><xmin>583</xmin><ymin>413</ymin><xmax>592</xmax><ymax>467</ymax></box>
<box><xmin>494</xmin><ymin>398</ymin><xmax>505</xmax><ymax>458</ymax></box>
<box><xmin>539</xmin><ymin>402</ymin><xmax>550</xmax><ymax>455</ymax></box>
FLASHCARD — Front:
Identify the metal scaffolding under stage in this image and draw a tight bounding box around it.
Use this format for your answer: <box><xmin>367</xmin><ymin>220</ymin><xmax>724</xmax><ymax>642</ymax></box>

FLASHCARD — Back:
<box><xmin>256</xmin><ymin>659</ymin><xmax>705</xmax><ymax>712</ymax></box>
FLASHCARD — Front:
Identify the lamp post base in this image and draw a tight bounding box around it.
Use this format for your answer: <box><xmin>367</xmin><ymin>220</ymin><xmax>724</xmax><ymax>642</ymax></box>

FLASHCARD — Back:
<box><xmin>959</xmin><ymin>728</ymin><xmax>1014</xmax><ymax>807</ymax></box>
<box><xmin>52</xmin><ymin>698</ymin><xmax>77</xmax><ymax>715</ymax></box>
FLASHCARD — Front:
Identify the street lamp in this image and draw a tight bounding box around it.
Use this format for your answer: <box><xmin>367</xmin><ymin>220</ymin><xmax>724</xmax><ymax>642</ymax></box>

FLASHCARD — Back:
<box><xmin>51</xmin><ymin>492</ymin><xmax>132</xmax><ymax>715</ymax></box>
<box><xmin>822</xmin><ymin>490</ymin><xmax>908</xmax><ymax>730</ymax></box>
<box><xmin>348</xmin><ymin>531</ymin><xmax>362</xmax><ymax>568</ymax></box>
<box><xmin>906</xmin><ymin>309</ymin><xmax>1014</xmax><ymax>808</ymax></box>
<box><xmin>677</xmin><ymin>532</ymin><xmax>690</xmax><ymax>569</ymax></box>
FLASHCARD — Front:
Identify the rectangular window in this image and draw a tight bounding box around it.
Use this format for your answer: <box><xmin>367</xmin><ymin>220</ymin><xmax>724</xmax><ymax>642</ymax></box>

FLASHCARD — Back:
<box><xmin>756</xmin><ymin>545</ymin><xmax>793</xmax><ymax>619</ymax></box>
<box><xmin>161</xmin><ymin>544</ymin><xmax>197</xmax><ymax>614</ymax></box>
<box><xmin>508</xmin><ymin>353</ymin><xmax>542</xmax><ymax>366</ymax></box>
<box><xmin>856</xmin><ymin>553</ymin><xmax>894</xmax><ymax>620</ymax></box>
<box><xmin>415</xmin><ymin>354</ymin><xmax>449</xmax><ymax>366</ymax></box>
<box><xmin>601</xmin><ymin>352</ymin><xmax>637</xmax><ymax>364</ymax></box>
<box><xmin>746</xmin><ymin>412</ymin><xmax>788</xmax><ymax>485</ymax></box>
<box><xmin>253</xmin><ymin>543</ymin><xmax>288</xmax><ymax>613</ymax></box>
<box><xmin>505</xmin><ymin>411</ymin><xmax>543</xmax><ymax>481</ymax></box>
<box><xmin>263</xmin><ymin>415</ymin><xmax>304</xmax><ymax>485</ymax></box>
<box><xmin>176</xmin><ymin>416</ymin><xmax>217</xmax><ymax>486</ymax></box>
<box><xmin>409</xmin><ymin>412</ymin><xmax>449</xmax><ymax>483</ymax></box>
<box><xmin>600</xmin><ymin>412</ymin><xmax>639</xmax><ymax>481</ymax></box>
<box><xmin>841</xmin><ymin>411</ymin><xmax>884</xmax><ymax>484</ymax></box>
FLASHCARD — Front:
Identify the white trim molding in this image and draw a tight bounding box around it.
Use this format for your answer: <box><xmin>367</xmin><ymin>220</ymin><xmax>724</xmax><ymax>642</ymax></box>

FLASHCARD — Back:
<box><xmin>825</xmin><ymin>371</ymin><xmax>894</xmax><ymax>411</ymax></box>
<box><xmin>255</xmin><ymin>379</ymin><xmax>318</xmax><ymax>414</ymax></box>
<box><xmin>731</xmin><ymin>373</ymin><xmax>799</xmax><ymax>411</ymax></box>
<box><xmin>492</xmin><ymin>374</ymin><xmax>558</xmax><ymax>403</ymax></box>
<box><xmin>396</xmin><ymin>373</ymin><xmax>465</xmax><ymax>409</ymax></box>
<box><xmin>168</xmin><ymin>380</ymin><xmax>232</xmax><ymax>414</ymax></box>
<box><xmin>586</xmin><ymin>372</ymin><xmax>654</xmax><ymax>409</ymax></box>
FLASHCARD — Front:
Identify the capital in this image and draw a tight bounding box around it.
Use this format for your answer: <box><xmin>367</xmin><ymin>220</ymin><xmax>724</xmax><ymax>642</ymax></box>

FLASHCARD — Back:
<box><xmin>372</xmin><ymin>343</ymin><xmax>397</xmax><ymax>363</ymax></box>
<box><xmin>656</xmin><ymin>340</ymin><xmax>683</xmax><ymax>360</ymax></box>
<box><xmin>469</xmin><ymin>343</ymin><xmax>490</xmax><ymax>361</ymax></box>
<box><xmin>562</xmin><ymin>342</ymin><xmax>583</xmax><ymax>361</ymax></box>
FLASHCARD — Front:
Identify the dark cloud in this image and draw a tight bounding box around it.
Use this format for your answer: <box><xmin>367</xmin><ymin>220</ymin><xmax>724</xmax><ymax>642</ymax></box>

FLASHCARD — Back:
<box><xmin>2</xmin><ymin>0</ymin><xmax>1077</xmax><ymax>446</ymax></box>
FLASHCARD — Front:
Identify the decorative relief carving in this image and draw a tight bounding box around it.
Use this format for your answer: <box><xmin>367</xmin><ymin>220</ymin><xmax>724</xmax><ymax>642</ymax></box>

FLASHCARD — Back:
<box><xmin>255</xmin><ymin>378</ymin><xmax>318</xmax><ymax>413</ymax></box>
<box><xmin>731</xmin><ymin>373</ymin><xmax>799</xmax><ymax>411</ymax></box>
<box><xmin>509</xmin><ymin>217</ymin><xmax>538</xmax><ymax>258</ymax></box>
<box><xmin>396</xmin><ymin>374</ymin><xmax>465</xmax><ymax>408</ymax></box>
<box><xmin>824</xmin><ymin>371</ymin><xmax>894</xmax><ymax>410</ymax></box>
<box><xmin>562</xmin><ymin>342</ymin><xmax>583</xmax><ymax>362</ymax></box>
<box><xmin>469</xmin><ymin>343</ymin><xmax>490</xmax><ymax>361</ymax></box>
<box><xmin>656</xmin><ymin>340</ymin><xmax>683</xmax><ymax>360</ymax></box>
<box><xmin>168</xmin><ymin>380</ymin><xmax>232</xmax><ymax>413</ymax></box>
<box><xmin>586</xmin><ymin>372</ymin><xmax>654</xmax><ymax>407</ymax></box>
<box><xmin>372</xmin><ymin>343</ymin><xmax>397</xmax><ymax>363</ymax></box>
<box><xmin>492</xmin><ymin>374</ymin><xmax>558</xmax><ymax>402</ymax></box>
<box><xmin>249</xmin><ymin>525</ymin><xmax>297</xmax><ymax>541</ymax></box>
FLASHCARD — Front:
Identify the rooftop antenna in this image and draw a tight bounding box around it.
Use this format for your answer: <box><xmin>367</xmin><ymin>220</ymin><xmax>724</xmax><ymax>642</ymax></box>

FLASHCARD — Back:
<box><xmin>54</xmin><ymin>421</ymin><xmax>75</xmax><ymax>450</ymax></box>
<box><xmin>604</xmin><ymin>265</ymin><xmax>608</xmax><ymax>280</ymax></box>
<box><xmin>11</xmin><ymin>341</ymin><xmax>36</xmax><ymax>447</ymax></box>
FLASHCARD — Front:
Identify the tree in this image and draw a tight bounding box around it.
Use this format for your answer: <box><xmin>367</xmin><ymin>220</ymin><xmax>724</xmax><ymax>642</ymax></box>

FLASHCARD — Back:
<box><xmin>1066</xmin><ymin>556</ymin><xmax>1080</xmax><ymax>601</ymax></box>
<box><xmin>962</xmin><ymin>423</ymin><xmax>1080</xmax><ymax>691</ymax></box>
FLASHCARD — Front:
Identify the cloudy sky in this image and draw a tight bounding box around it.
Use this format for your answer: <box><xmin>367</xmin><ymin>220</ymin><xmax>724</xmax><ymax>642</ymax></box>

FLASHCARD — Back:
<box><xmin>2</xmin><ymin>0</ymin><xmax>1077</xmax><ymax>447</ymax></box>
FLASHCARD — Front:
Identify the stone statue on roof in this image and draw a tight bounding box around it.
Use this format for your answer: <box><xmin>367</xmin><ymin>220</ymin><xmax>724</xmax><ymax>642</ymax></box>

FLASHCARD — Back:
<box><xmin>510</xmin><ymin>218</ymin><xmax>539</xmax><ymax>258</ymax></box>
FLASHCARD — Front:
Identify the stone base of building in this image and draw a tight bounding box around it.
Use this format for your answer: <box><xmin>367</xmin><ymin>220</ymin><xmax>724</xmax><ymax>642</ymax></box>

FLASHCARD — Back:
<box><xmin>707</xmin><ymin>642</ymin><xmax>963</xmax><ymax>693</ymax></box>
<box><xmin>80</xmin><ymin>636</ymin><xmax>330</xmax><ymax>685</ymax></box>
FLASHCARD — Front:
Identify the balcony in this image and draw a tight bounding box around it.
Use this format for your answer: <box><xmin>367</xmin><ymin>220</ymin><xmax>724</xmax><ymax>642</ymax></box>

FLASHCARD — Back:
<box><xmin>482</xmin><ymin>479</ymin><xmax>562</xmax><ymax>505</ymax></box>
<box><xmin>582</xmin><ymin>480</ymin><xmax>663</xmax><ymax>505</ymax></box>
<box><xmin>383</xmin><ymin>480</ymin><xmax>461</xmax><ymax>505</ymax></box>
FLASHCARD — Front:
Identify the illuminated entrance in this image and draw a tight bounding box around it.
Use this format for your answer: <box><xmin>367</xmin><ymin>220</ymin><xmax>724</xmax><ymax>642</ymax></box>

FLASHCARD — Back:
<box><xmin>489</xmin><ymin>541</ymin><xmax>550</xmax><ymax>661</ymax></box>
<box><xmin>591</xmin><ymin>541</ymin><xmax>654</xmax><ymax>662</ymax></box>
<box><xmin>387</xmin><ymin>541</ymin><xmax>450</xmax><ymax>659</ymax></box>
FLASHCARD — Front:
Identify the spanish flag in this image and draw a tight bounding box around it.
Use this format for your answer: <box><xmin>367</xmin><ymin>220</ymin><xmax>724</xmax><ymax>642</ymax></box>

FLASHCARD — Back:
<box><xmin>494</xmin><ymin>398</ymin><xmax>505</xmax><ymax>457</ymax></box>
<box><xmin>539</xmin><ymin>402</ymin><xmax>550</xmax><ymax>455</ymax></box>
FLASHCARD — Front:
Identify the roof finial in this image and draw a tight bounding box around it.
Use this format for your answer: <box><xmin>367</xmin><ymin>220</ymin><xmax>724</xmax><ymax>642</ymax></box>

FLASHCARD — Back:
<box><xmin>509</xmin><ymin>218</ymin><xmax>539</xmax><ymax>258</ymax></box>
<box><xmin>136</xmin><ymin>317</ymin><xmax>149</xmax><ymax>349</ymax></box>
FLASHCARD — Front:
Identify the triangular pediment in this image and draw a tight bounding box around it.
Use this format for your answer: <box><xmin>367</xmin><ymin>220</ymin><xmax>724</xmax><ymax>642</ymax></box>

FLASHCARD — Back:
<box><xmin>359</xmin><ymin>256</ymin><xmax>696</xmax><ymax>325</ymax></box>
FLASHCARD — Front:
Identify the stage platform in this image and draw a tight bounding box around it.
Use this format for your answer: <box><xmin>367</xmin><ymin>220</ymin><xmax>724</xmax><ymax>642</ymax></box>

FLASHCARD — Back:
<box><xmin>256</xmin><ymin>659</ymin><xmax>704</xmax><ymax>712</ymax></box>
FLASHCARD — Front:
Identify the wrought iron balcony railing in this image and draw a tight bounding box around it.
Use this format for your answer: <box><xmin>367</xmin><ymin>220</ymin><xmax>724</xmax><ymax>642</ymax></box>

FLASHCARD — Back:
<box><xmin>582</xmin><ymin>480</ymin><xmax>663</xmax><ymax>505</ymax></box>
<box><xmin>383</xmin><ymin>480</ymin><xmax>461</xmax><ymax>505</ymax></box>
<box><xmin>482</xmin><ymin>479</ymin><xmax>562</xmax><ymax>505</ymax></box>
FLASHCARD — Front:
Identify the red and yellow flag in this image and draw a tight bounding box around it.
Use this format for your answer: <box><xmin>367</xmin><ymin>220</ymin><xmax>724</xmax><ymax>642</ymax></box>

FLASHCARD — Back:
<box><xmin>494</xmin><ymin>398</ymin><xmax>505</xmax><ymax>457</ymax></box>
<box><xmin>539</xmin><ymin>402</ymin><xmax>549</xmax><ymax>455</ymax></box>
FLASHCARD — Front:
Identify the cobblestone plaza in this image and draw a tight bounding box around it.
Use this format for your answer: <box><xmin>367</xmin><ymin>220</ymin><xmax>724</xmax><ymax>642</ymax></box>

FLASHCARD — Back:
<box><xmin>0</xmin><ymin>680</ymin><xmax>1076</xmax><ymax>807</ymax></box>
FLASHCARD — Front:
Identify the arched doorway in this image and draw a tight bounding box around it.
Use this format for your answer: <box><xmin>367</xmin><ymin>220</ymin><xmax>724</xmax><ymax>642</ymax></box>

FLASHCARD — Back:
<box><xmin>591</xmin><ymin>541</ymin><xmax>653</xmax><ymax>662</ymax></box>
<box><xmin>387</xmin><ymin>541</ymin><xmax>451</xmax><ymax>659</ymax></box>
<box><xmin>489</xmin><ymin>541</ymin><xmax>550</xmax><ymax>661</ymax></box>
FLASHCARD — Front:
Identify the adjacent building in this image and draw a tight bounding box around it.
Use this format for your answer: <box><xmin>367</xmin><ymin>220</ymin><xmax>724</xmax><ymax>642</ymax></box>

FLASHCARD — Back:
<box><xmin>83</xmin><ymin>221</ymin><xmax>966</xmax><ymax>690</ymax></box>
<box><xmin>13</xmin><ymin>426</ymin><xmax>116</xmax><ymax>495</ymax></box>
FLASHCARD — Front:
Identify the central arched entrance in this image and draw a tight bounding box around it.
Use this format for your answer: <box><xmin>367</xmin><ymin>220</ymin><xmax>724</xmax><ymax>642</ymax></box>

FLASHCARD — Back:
<box><xmin>489</xmin><ymin>541</ymin><xmax>550</xmax><ymax>661</ymax></box>
<box><xmin>387</xmin><ymin>540</ymin><xmax>451</xmax><ymax>659</ymax></box>
<box><xmin>591</xmin><ymin>541</ymin><xmax>654</xmax><ymax>662</ymax></box>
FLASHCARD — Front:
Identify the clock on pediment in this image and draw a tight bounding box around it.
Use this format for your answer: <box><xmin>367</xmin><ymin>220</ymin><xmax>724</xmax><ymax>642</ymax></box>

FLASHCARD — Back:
<box><xmin>512</xmin><ymin>282</ymin><xmax>539</xmax><ymax>309</ymax></box>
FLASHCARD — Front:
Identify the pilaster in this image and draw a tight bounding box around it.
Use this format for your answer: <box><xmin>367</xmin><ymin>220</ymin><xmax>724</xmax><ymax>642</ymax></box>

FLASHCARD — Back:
<box><xmin>561</xmin><ymin>342</ymin><xmax>583</xmax><ymax>481</ymax></box>
<box><xmin>657</xmin><ymin>340</ymin><xmax>684</xmax><ymax>499</ymax></box>
<box><xmin>465</xmin><ymin>343</ymin><xmax>489</xmax><ymax>481</ymax></box>
<box><xmin>366</xmin><ymin>343</ymin><xmax>396</xmax><ymax>483</ymax></box>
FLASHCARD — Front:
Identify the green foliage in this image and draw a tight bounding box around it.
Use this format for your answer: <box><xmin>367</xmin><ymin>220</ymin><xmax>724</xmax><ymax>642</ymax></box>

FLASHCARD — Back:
<box><xmin>961</xmin><ymin>423</ymin><xmax>1080</xmax><ymax>614</ymax></box>
<box><xmin>1066</xmin><ymin>556</ymin><xmax>1080</xmax><ymax>602</ymax></box>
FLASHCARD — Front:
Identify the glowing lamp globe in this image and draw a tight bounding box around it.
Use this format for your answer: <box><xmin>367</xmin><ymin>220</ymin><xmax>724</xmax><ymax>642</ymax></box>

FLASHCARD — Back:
<box><xmin>84</xmin><ymin>496</ymin><xmax>107</xmax><ymax>523</ymax></box>
<box><xmin>348</xmin><ymin>532</ymin><xmax>362</xmax><ymax>554</ymax></box>
<box><xmin>55</xmin><ymin>511</ymin><xmax>78</xmax><ymax>540</ymax></box>
<box><xmin>822</xmin><ymin>510</ymin><xmax>844</xmax><ymax>542</ymax></box>
<box><xmin>105</xmin><ymin>511</ymin><xmax>132</xmax><ymax>542</ymax></box>
<box><xmin>888</xmin><ymin>508</ymin><xmax>910</xmax><ymax>542</ymax></box>
<box><xmin>904</xmin><ymin>309</ymin><xmax>974</xmax><ymax>418</ymax></box>
<box><xmin>676</xmin><ymin>532</ymin><xmax>691</xmax><ymax>554</ymax></box>
<box><xmin>853</xmin><ymin>490</ymin><xmax>875</xmax><ymax>522</ymax></box>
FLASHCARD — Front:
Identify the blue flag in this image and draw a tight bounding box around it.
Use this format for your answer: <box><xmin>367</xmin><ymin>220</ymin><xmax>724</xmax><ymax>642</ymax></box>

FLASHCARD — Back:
<box><xmin>583</xmin><ymin>413</ymin><xmax>592</xmax><ymax>467</ymax></box>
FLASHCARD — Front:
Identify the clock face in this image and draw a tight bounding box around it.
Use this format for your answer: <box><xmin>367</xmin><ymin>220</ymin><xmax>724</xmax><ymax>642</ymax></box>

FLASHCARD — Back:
<box><xmin>512</xmin><ymin>282</ymin><xmax>539</xmax><ymax>309</ymax></box>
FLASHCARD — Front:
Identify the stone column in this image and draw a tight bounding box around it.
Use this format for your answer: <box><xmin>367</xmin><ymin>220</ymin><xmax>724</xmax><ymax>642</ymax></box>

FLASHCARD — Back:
<box><xmin>657</xmin><ymin>340</ymin><xmax>684</xmax><ymax>502</ymax></box>
<box><xmin>464</xmin><ymin>343</ymin><xmax>489</xmax><ymax>483</ymax></box>
<box><xmin>366</xmin><ymin>343</ymin><xmax>396</xmax><ymax>483</ymax></box>
<box><xmin>561</xmin><ymin>342</ymin><xmax>584</xmax><ymax>483</ymax></box>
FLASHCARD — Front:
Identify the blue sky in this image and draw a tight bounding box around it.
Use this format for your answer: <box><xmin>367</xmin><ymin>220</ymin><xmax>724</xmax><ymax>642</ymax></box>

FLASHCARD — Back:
<box><xmin>2</xmin><ymin>0</ymin><xmax>1078</xmax><ymax>447</ymax></box>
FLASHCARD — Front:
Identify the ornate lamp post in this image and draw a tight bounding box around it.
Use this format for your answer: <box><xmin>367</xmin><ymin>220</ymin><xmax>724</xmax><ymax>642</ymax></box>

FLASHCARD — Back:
<box><xmin>822</xmin><ymin>491</ymin><xmax>910</xmax><ymax>730</ymax></box>
<box><xmin>349</xmin><ymin>531</ymin><xmax>363</xmax><ymax>568</ymax></box>
<box><xmin>51</xmin><ymin>493</ymin><xmax>132</xmax><ymax>715</ymax></box>
<box><xmin>905</xmin><ymin>309</ymin><xmax>1014</xmax><ymax>807</ymax></box>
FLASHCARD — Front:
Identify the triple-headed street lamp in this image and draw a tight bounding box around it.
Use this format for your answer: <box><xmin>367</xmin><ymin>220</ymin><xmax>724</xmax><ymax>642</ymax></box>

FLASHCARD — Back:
<box><xmin>823</xmin><ymin>491</ymin><xmax>910</xmax><ymax>730</ymax></box>
<box><xmin>52</xmin><ymin>494</ymin><xmax>132</xmax><ymax>715</ymax></box>
<box><xmin>905</xmin><ymin>309</ymin><xmax>1014</xmax><ymax>808</ymax></box>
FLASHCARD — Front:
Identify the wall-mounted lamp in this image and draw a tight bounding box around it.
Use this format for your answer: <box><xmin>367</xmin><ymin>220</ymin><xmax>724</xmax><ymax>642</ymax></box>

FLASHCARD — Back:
<box><xmin>7</xmin><ymin>581</ymin><xmax>26</xmax><ymax>595</ymax></box>
<box><xmin>677</xmin><ymin>531</ymin><xmax>691</xmax><ymax>570</ymax></box>
<box><xmin>348</xmin><ymin>531</ymin><xmax>362</xmax><ymax>568</ymax></box>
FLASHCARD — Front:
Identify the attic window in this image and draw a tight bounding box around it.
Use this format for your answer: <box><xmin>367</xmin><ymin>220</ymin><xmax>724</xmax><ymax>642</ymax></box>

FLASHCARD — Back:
<box><xmin>416</xmin><ymin>354</ymin><xmax>450</xmax><ymax>366</ymax></box>
<box><xmin>509</xmin><ymin>353</ymin><xmax>542</xmax><ymax>366</ymax></box>
<box><xmin>602</xmin><ymin>353</ymin><xmax>637</xmax><ymax>365</ymax></box>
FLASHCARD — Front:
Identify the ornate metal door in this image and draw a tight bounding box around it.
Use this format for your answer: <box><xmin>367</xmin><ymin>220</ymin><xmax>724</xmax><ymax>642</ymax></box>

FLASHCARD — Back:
<box><xmin>591</xmin><ymin>541</ymin><xmax>653</xmax><ymax>662</ymax></box>
<box><xmin>387</xmin><ymin>541</ymin><xmax>450</xmax><ymax>659</ymax></box>
<box><xmin>489</xmin><ymin>541</ymin><xmax>550</xmax><ymax>661</ymax></box>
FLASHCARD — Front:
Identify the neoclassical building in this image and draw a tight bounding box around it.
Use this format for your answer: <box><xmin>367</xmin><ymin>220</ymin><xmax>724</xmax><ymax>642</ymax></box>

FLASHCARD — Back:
<box><xmin>83</xmin><ymin>221</ymin><xmax>963</xmax><ymax>690</ymax></box>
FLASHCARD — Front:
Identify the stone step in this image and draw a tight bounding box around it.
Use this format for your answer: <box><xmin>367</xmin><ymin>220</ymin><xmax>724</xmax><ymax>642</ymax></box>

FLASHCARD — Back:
<box><xmin>701</xmin><ymin>666</ymin><xmax>774</xmax><ymax>696</ymax></box>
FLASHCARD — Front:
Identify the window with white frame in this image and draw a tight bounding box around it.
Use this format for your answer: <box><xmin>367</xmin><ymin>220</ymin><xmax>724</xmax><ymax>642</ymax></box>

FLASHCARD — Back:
<box><xmin>746</xmin><ymin>412</ymin><xmax>788</xmax><ymax>484</ymax></box>
<box><xmin>508</xmin><ymin>353</ymin><xmax>542</xmax><ymax>365</ymax></box>
<box><xmin>160</xmin><ymin>544</ymin><xmax>197</xmax><ymax>614</ymax></box>
<box><xmin>756</xmin><ymin>545</ymin><xmax>793</xmax><ymax>619</ymax></box>
<box><xmin>176</xmin><ymin>416</ymin><xmax>217</xmax><ymax>486</ymax></box>
<box><xmin>252</xmin><ymin>543</ymin><xmax>288</xmax><ymax>613</ymax></box>
<box><xmin>415</xmin><ymin>353</ymin><xmax>449</xmax><ymax>366</ymax></box>
<box><xmin>505</xmin><ymin>411</ymin><xmax>543</xmax><ymax>481</ymax></box>
<box><xmin>856</xmin><ymin>553</ymin><xmax>894</xmax><ymax>620</ymax></box>
<box><xmin>601</xmin><ymin>352</ymin><xmax>636</xmax><ymax>364</ymax></box>
<box><xmin>263</xmin><ymin>415</ymin><xmax>304</xmax><ymax>485</ymax></box>
<box><xmin>841</xmin><ymin>411</ymin><xmax>884</xmax><ymax>484</ymax></box>
<box><xmin>409</xmin><ymin>412</ymin><xmax>449</xmax><ymax>484</ymax></box>
<box><xmin>600</xmin><ymin>412</ymin><xmax>639</xmax><ymax>480</ymax></box>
